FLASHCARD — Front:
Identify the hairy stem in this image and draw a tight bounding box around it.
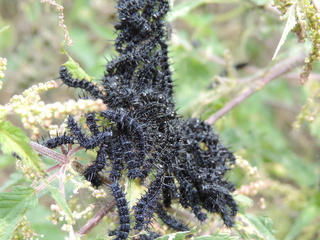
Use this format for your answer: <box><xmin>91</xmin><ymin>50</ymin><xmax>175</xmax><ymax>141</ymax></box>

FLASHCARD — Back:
<box><xmin>205</xmin><ymin>54</ymin><xmax>306</xmax><ymax>125</ymax></box>
<box><xmin>30</xmin><ymin>141</ymin><xmax>69</xmax><ymax>163</ymax></box>
<box><xmin>77</xmin><ymin>201</ymin><xmax>116</xmax><ymax>236</ymax></box>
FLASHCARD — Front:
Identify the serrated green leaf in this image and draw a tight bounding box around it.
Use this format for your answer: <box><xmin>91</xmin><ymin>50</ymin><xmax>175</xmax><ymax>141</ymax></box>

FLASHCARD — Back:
<box><xmin>272</xmin><ymin>3</ymin><xmax>297</xmax><ymax>60</ymax></box>
<box><xmin>0</xmin><ymin>120</ymin><xmax>46</xmax><ymax>175</ymax></box>
<box><xmin>234</xmin><ymin>194</ymin><xmax>253</xmax><ymax>212</ymax></box>
<box><xmin>0</xmin><ymin>186</ymin><xmax>37</xmax><ymax>240</ymax></box>
<box><xmin>194</xmin><ymin>232</ymin><xmax>239</xmax><ymax>240</ymax></box>
<box><xmin>236</xmin><ymin>213</ymin><xmax>276</xmax><ymax>240</ymax></box>
<box><xmin>194</xmin><ymin>237</ymin><xmax>216</xmax><ymax>240</ymax></box>
<box><xmin>155</xmin><ymin>228</ymin><xmax>196</xmax><ymax>240</ymax></box>
<box><xmin>246</xmin><ymin>215</ymin><xmax>275</xmax><ymax>240</ymax></box>
<box><xmin>45</xmin><ymin>183</ymin><xmax>73</xmax><ymax>219</ymax></box>
<box><xmin>125</xmin><ymin>178</ymin><xmax>146</xmax><ymax>210</ymax></box>
<box><xmin>60</xmin><ymin>48</ymin><xmax>94</xmax><ymax>81</ymax></box>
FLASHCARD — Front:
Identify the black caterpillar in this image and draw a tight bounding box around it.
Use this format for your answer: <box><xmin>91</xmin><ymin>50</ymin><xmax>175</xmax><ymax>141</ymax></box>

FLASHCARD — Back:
<box><xmin>60</xmin><ymin>66</ymin><xmax>103</xmax><ymax>99</ymax></box>
<box><xmin>155</xmin><ymin>202</ymin><xmax>189</xmax><ymax>231</ymax></box>
<box><xmin>41</xmin><ymin>0</ymin><xmax>238</xmax><ymax>239</ymax></box>
<box><xmin>133</xmin><ymin>172</ymin><xmax>164</xmax><ymax>231</ymax></box>
<box><xmin>109</xmin><ymin>182</ymin><xmax>131</xmax><ymax>240</ymax></box>
<box><xmin>43</xmin><ymin>133</ymin><xmax>74</xmax><ymax>149</ymax></box>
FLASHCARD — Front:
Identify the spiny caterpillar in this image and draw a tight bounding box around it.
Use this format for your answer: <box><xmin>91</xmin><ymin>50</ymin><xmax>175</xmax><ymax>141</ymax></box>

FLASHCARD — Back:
<box><xmin>42</xmin><ymin>0</ymin><xmax>238</xmax><ymax>239</ymax></box>
<box><xmin>109</xmin><ymin>182</ymin><xmax>131</xmax><ymax>240</ymax></box>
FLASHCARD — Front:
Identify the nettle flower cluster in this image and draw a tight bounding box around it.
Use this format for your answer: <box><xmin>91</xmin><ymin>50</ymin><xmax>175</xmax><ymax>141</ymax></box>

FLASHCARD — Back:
<box><xmin>272</xmin><ymin>0</ymin><xmax>320</xmax><ymax>83</ymax></box>
<box><xmin>42</xmin><ymin>0</ymin><xmax>237</xmax><ymax>239</ymax></box>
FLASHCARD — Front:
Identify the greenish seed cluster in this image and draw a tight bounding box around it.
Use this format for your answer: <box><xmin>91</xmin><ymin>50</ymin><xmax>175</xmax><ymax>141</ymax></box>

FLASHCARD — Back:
<box><xmin>272</xmin><ymin>0</ymin><xmax>320</xmax><ymax>83</ymax></box>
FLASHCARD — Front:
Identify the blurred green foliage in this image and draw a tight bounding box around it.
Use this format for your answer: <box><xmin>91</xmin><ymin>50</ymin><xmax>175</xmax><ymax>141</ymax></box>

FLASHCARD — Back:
<box><xmin>1</xmin><ymin>0</ymin><xmax>320</xmax><ymax>239</ymax></box>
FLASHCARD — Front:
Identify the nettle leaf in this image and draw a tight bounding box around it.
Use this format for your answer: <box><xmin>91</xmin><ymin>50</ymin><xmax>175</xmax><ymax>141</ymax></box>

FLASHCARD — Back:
<box><xmin>61</xmin><ymin>48</ymin><xmax>94</xmax><ymax>81</ymax></box>
<box><xmin>193</xmin><ymin>232</ymin><xmax>239</xmax><ymax>240</ymax></box>
<box><xmin>45</xmin><ymin>183</ymin><xmax>73</xmax><ymax>219</ymax></box>
<box><xmin>125</xmin><ymin>178</ymin><xmax>147</xmax><ymax>210</ymax></box>
<box><xmin>0</xmin><ymin>186</ymin><xmax>37</xmax><ymax>240</ymax></box>
<box><xmin>272</xmin><ymin>3</ymin><xmax>298</xmax><ymax>60</ymax></box>
<box><xmin>156</xmin><ymin>228</ymin><xmax>196</xmax><ymax>240</ymax></box>
<box><xmin>0</xmin><ymin>120</ymin><xmax>46</xmax><ymax>175</ymax></box>
<box><xmin>234</xmin><ymin>194</ymin><xmax>253</xmax><ymax>213</ymax></box>
<box><xmin>156</xmin><ymin>230</ymin><xmax>238</xmax><ymax>240</ymax></box>
<box><xmin>235</xmin><ymin>213</ymin><xmax>276</xmax><ymax>240</ymax></box>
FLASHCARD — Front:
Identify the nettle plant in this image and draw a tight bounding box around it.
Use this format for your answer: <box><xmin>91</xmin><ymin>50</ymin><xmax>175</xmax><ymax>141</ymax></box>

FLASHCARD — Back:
<box><xmin>4</xmin><ymin>0</ymin><xmax>320</xmax><ymax>239</ymax></box>
<box><xmin>42</xmin><ymin>1</ymin><xmax>238</xmax><ymax>239</ymax></box>
<box><xmin>0</xmin><ymin>1</ymin><xmax>241</xmax><ymax>239</ymax></box>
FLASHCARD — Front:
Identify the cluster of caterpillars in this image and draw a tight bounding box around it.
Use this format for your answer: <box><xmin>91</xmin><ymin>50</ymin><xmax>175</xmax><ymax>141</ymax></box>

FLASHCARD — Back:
<box><xmin>42</xmin><ymin>0</ymin><xmax>238</xmax><ymax>239</ymax></box>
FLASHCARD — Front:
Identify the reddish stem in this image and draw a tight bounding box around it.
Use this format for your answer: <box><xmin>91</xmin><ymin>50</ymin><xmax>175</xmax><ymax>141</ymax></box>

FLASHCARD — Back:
<box><xmin>77</xmin><ymin>201</ymin><xmax>116</xmax><ymax>236</ymax></box>
<box><xmin>205</xmin><ymin>54</ymin><xmax>306</xmax><ymax>125</ymax></box>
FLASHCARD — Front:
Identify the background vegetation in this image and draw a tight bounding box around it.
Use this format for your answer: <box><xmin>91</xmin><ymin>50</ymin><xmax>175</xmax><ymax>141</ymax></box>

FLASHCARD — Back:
<box><xmin>0</xmin><ymin>0</ymin><xmax>320</xmax><ymax>239</ymax></box>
